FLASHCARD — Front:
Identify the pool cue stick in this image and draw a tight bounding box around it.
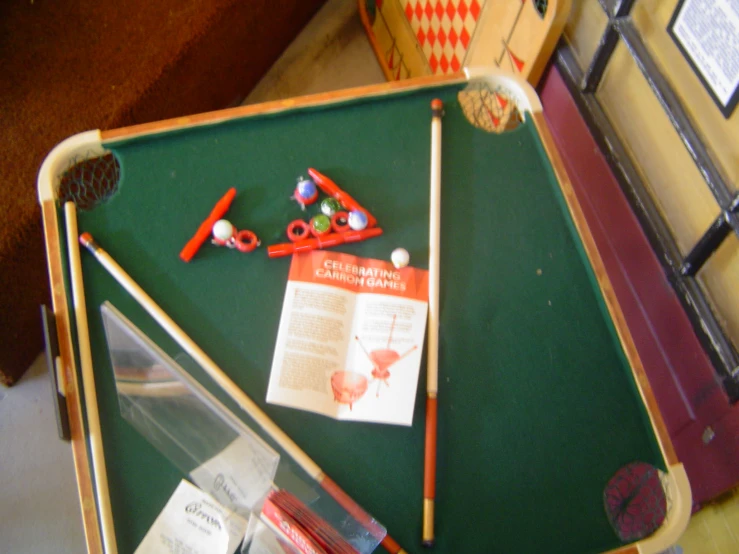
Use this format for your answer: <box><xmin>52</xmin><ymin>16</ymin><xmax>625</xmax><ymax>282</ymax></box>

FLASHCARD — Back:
<box><xmin>64</xmin><ymin>203</ymin><xmax>118</xmax><ymax>554</ymax></box>
<box><xmin>423</xmin><ymin>99</ymin><xmax>443</xmax><ymax>547</ymax></box>
<box><xmin>79</xmin><ymin>233</ymin><xmax>407</xmax><ymax>554</ymax></box>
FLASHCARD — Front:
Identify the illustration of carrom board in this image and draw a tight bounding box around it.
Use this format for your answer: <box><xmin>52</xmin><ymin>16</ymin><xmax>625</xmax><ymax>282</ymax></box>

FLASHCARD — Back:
<box><xmin>359</xmin><ymin>0</ymin><xmax>571</xmax><ymax>85</ymax></box>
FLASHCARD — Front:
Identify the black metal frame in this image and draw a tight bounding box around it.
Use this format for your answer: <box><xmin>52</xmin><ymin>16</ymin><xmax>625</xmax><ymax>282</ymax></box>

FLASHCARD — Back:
<box><xmin>553</xmin><ymin>0</ymin><xmax>739</xmax><ymax>401</ymax></box>
<box><xmin>681</xmin><ymin>199</ymin><xmax>739</xmax><ymax>278</ymax></box>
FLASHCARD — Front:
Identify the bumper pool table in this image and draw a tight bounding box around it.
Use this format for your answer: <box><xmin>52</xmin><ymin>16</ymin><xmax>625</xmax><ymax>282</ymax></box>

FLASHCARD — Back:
<box><xmin>39</xmin><ymin>68</ymin><xmax>690</xmax><ymax>554</ymax></box>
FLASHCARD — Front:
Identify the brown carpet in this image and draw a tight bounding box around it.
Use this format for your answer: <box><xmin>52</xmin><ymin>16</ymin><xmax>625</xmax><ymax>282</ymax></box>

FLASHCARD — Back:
<box><xmin>0</xmin><ymin>0</ymin><xmax>325</xmax><ymax>384</ymax></box>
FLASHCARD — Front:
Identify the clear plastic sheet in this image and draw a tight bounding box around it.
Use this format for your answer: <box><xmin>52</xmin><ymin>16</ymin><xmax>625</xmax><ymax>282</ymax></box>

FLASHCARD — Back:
<box><xmin>101</xmin><ymin>302</ymin><xmax>385</xmax><ymax>553</ymax></box>
<box><xmin>101</xmin><ymin>302</ymin><xmax>280</xmax><ymax>517</ymax></box>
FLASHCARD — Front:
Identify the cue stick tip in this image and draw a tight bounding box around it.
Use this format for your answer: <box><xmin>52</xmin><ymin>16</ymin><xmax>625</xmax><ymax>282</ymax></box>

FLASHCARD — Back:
<box><xmin>422</xmin><ymin>540</ymin><xmax>435</xmax><ymax>548</ymax></box>
<box><xmin>79</xmin><ymin>232</ymin><xmax>97</xmax><ymax>251</ymax></box>
<box><xmin>431</xmin><ymin>99</ymin><xmax>444</xmax><ymax>118</ymax></box>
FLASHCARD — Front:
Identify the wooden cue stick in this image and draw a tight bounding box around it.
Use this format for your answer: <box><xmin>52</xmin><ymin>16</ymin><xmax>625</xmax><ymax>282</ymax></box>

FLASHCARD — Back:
<box><xmin>64</xmin><ymin>203</ymin><xmax>118</xmax><ymax>554</ymax></box>
<box><xmin>78</xmin><ymin>232</ymin><xmax>407</xmax><ymax>554</ymax></box>
<box><xmin>423</xmin><ymin>99</ymin><xmax>443</xmax><ymax>547</ymax></box>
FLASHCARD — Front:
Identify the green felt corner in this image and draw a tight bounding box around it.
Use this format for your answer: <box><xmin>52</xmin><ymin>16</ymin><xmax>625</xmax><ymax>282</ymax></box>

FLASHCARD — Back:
<box><xmin>66</xmin><ymin>83</ymin><xmax>665</xmax><ymax>553</ymax></box>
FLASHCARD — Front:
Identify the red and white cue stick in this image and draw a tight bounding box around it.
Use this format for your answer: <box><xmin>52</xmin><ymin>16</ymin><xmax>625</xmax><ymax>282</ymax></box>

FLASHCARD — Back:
<box><xmin>423</xmin><ymin>99</ymin><xmax>443</xmax><ymax>547</ymax></box>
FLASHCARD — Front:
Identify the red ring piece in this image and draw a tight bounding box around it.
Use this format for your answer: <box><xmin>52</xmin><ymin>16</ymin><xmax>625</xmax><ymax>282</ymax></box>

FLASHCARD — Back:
<box><xmin>331</xmin><ymin>211</ymin><xmax>351</xmax><ymax>233</ymax></box>
<box><xmin>286</xmin><ymin>220</ymin><xmax>311</xmax><ymax>242</ymax></box>
<box><xmin>233</xmin><ymin>230</ymin><xmax>259</xmax><ymax>253</ymax></box>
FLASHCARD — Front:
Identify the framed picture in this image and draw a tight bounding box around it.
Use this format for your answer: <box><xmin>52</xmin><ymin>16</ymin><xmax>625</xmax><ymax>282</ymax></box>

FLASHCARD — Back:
<box><xmin>668</xmin><ymin>0</ymin><xmax>739</xmax><ymax>119</ymax></box>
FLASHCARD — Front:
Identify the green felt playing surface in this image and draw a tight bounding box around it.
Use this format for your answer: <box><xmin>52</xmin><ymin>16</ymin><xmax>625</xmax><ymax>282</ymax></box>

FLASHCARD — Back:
<box><xmin>67</xmin><ymin>82</ymin><xmax>665</xmax><ymax>553</ymax></box>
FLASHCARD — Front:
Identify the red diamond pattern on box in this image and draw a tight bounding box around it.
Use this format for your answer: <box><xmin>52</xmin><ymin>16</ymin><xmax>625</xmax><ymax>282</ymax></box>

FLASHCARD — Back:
<box><xmin>460</xmin><ymin>27</ymin><xmax>470</xmax><ymax>48</ymax></box>
<box><xmin>458</xmin><ymin>0</ymin><xmax>468</xmax><ymax>19</ymax></box>
<box><xmin>429</xmin><ymin>52</ymin><xmax>438</xmax><ymax>72</ymax></box>
<box><xmin>401</xmin><ymin>0</ymin><xmax>488</xmax><ymax>75</ymax></box>
<box><xmin>362</xmin><ymin>0</ymin><xmax>570</xmax><ymax>86</ymax></box>
<box><xmin>417</xmin><ymin>27</ymin><xmax>426</xmax><ymax>46</ymax></box>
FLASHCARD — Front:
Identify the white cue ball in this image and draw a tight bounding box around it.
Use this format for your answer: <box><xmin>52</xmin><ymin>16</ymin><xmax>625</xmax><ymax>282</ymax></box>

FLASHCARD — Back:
<box><xmin>212</xmin><ymin>219</ymin><xmax>235</xmax><ymax>241</ymax></box>
<box><xmin>391</xmin><ymin>248</ymin><xmax>410</xmax><ymax>269</ymax></box>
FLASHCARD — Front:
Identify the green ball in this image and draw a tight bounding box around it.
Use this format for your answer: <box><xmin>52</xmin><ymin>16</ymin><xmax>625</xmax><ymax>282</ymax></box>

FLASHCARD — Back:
<box><xmin>321</xmin><ymin>197</ymin><xmax>342</xmax><ymax>216</ymax></box>
<box><xmin>311</xmin><ymin>214</ymin><xmax>331</xmax><ymax>233</ymax></box>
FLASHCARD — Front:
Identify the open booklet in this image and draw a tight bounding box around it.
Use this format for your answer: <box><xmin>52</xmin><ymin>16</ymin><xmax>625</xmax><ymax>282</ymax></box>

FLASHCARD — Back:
<box><xmin>267</xmin><ymin>250</ymin><xmax>429</xmax><ymax>426</ymax></box>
